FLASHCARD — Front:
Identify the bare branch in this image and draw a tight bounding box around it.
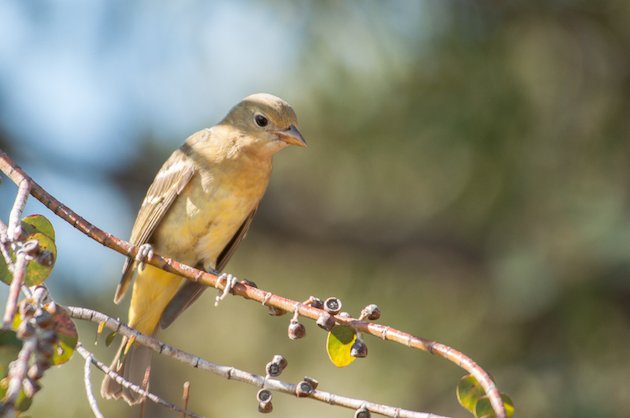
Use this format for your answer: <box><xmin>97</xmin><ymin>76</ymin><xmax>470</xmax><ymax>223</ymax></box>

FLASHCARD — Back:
<box><xmin>82</xmin><ymin>349</ymin><xmax>105</xmax><ymax>418</ymax></box>
<box><xmin>7</xmin><ymin>180</ymin><xmax>30</xmax><ymax>242</ymax></box>
<box><xmin>75</xmin><ymin>344</ymin><xmax>203</xmax><ymax>418</ymax></box>
<box><xmin>69</xmin><ymin>306</ymin><xmax>448</xmax><ymax>418</ymax></box>
<box><xmin>0</xmin><ymin>220</ymin><xmax>14</xmax><ymax>272</ymax></box>
<box><xmin>4</xmin><ymin>336</ymin><xmax>37</xmax><ymax>416</ymax></box>
<box><xmin>0</xmin><ymin>149</ymin><xmax>507</xmax><ymax>418</ymax></box>
<box><xmin>2</xmin><ymin>252</ymin><xmax>26</xmax><ymax>329</ymax></box>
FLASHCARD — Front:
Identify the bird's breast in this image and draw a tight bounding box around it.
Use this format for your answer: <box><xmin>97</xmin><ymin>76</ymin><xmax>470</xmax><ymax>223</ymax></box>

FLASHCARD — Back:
<box><xmin>152</xmin><ymin>161</ymin><xmax>270</xmax><ymax>269</ymax></box>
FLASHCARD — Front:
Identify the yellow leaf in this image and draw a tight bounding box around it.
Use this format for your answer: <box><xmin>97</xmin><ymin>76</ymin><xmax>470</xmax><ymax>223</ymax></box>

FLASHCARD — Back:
<box><xmin>326</xmin><ymin>325</ymin><xmax>357</xmax><ymax>368</ymax></box>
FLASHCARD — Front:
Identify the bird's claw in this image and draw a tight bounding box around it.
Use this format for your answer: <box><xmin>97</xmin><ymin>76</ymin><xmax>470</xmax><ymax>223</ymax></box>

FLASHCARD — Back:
<box><xmin>215</xmin><ymin>273</ymin><xmax>237</xmax><ymax>307</ymax></box>
<box><xmin>135</xmin><ymin>244</ymin><xmax>154</xmax><ymax>272</ymax></box>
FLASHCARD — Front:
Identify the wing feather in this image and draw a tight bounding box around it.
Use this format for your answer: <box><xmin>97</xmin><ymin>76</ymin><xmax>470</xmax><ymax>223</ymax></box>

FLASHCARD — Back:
<box><xmin>113</xmin><ymin>149</ymin><xmax>196</xmax><ymax>303</ymax></box>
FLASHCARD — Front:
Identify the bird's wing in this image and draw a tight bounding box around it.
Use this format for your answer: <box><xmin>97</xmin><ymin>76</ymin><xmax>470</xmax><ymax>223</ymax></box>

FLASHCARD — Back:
<box><xmin>159</xmin><ymin>207</ymin><xmax>258</xmax><ymax>328</ymax></box>
<box><xmin>113</xmin><ymin>149</ymin><xmax>196</xmax><ymax>303</ymax></box>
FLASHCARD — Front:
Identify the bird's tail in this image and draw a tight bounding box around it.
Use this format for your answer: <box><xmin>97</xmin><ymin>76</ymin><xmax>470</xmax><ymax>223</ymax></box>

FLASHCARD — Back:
<box><xmin>101</xmin><ymin>337</ymin><xmax>152</xmax><ymax>405</ymax></box>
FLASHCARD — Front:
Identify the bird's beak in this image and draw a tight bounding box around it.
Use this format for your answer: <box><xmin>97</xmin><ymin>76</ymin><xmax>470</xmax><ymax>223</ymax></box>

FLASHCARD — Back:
<box><xmin>276</xmin><ymin>124</ymin><xmax>307</xmax><ymax>147</ymax></box>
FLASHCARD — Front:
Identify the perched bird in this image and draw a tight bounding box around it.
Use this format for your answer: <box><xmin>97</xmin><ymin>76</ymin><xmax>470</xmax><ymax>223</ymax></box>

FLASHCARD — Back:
<box><xmin>101</xmin><ymin>93</ymin><xmax>306</xmax><ymax>404</ymax></box>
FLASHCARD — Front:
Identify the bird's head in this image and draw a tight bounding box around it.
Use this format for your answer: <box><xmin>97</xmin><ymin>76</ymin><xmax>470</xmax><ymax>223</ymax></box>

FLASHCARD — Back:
<box><xmin>221</xmin><ymin>93</ymin><xmax>307</xmax><ymax>155</ymax></box>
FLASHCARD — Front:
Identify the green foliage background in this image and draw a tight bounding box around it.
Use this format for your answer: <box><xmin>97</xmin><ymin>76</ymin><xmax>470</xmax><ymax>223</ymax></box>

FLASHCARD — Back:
<box><xmin>1</xmin><ymin>1</ymin><xmax>629</xmax><ymax>417</ymax></box>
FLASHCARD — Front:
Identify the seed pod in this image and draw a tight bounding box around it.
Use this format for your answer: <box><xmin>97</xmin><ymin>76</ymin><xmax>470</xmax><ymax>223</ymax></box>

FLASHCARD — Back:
<box><xmin>323</xmin><ymin>297</ymin><xmax>342</xmax><ymax>315</ymax></box>
<box><xmin>316</xmin><ymin>312</ymin><xmax>335</xmax><ymax>331</ymax></box>
<box><xmin>256</xmin><ymin>389</ymin><xmax>273</xmax><ymax>413</ymax></box>
<box><xmin>295</xmin><ymin>380</ymin><xmax>314</xmax><ymax>397</ymax></box>
<box><xmin>36</xmin><ymin>251</ymin><xmax>55</xmax><ymax>267</ymax></box>
<box><xmin>271</xmin><ymin>354</ymin><xmax>288</xmax><ymax>371</ymax></box>
<box><xmin>265</xmin><ymin>361</ymin><xmax>282</xmax><ymax>377</ymax></box>
<box><xmin>354</xmin><ymin>406</ymin><xmax>371</xmax><ymax>418</ymax></box>
<box><xmin>350</xmin><ymin>339</ymin><xmax>368</xmax><ymax>358</ymax></box>
<box><xmin>361</xmin><ymin>304</ymin><xmax>381</xmax><ymax>320</ymax></box>
<box><xmin>258</xmin><ymin>401</ymin><xmax>273</xmax><ymax>413</ymax></box>
<box><xmin>303</xmin><ymin>376</ymin><xmax>319</xmax><ymax>390</ymax></box>
<box><xmin>288</xmin><ymin>321</ymin><xmax>306</xmax><ymax>340</ymax></box>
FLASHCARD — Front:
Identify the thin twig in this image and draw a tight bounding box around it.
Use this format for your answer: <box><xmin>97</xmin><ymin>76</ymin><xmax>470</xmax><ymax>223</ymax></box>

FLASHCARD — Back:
<box><xmin>69</xmin><ymin>306</ymin><xmax>446</xmax><ymax>418</ymax></box>
<box><xmin>0</xmin><ymin>219</ymin><xmax>14</xmax><ymax>272</ymax></box>
<box><xmin>2</xmin><ymin>252</ymin><xmax>26</xmax><ymax>329</ymax></box>
<box><xmin>75</xmin><ymin>344</ymin><xmax>203</xmax><ymax>418</ymax></box>
<box><xmin>181</xmin><ymin>382</ymin><xmax>190</xmax><ymax>418</ymax></box>
<box><xmin>83</xmin><ymin>350</ymin><xmax>105</xmax><ymax>418</ymax></box>
<box><xmin>7</xmin><ymin>179</ymin><xmax>29</xmax><ymax>242</ymax></box>
<box><xmin>139</xmin><ymin>365</ymin><xmax>151</xmax><ymax>418</ymax></box>
<box><xmin>0</xmin><ymin>150</ymin><xmax>507</xmax><ymax>418</ymax></box>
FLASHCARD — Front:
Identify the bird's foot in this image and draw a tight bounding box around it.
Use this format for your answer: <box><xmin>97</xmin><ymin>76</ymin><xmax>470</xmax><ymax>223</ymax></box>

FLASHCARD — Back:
<box><xmin>215</xmin><ymin>273</ymin><xmax>237</xmax><ymax>307</ymax></box>
<box><xmin>135</xmin><ymin>243</ymin><xmax>154</xmax><ymax>272</ymax></box>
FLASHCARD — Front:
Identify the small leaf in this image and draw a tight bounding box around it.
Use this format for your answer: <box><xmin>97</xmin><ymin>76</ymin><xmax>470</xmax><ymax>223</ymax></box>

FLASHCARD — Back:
<box><xmin>0</xmin><ymin>252</ymin><xmax>12</xmax><ymax>285</ymax></box>
<box><xmin>21</xmin><ymin>215</ymin><xmax>55</xmax><ymax>241</ymax></box>
<box><xmin>326</xmin><ymin>325</ymin><xmax>357</xmax><ymax>368</ymax></box>
<box><xmin>0</xmin><ymin>215</ymin><xmax>56</xmax><ymax>286</ymax></box>
<box><xmin>23</xmin><ymin>233</ymin><xmax>56</xmax><ymax>286</ymax></box>
<box><xmin>457</xmin><ymin>374</ymin><xmax>486</xmax><ymax>413</ymax></box>
<box><xmin>475</xmin><ymin>394</ymin><xmax>515</xmax><ymax>418</ymax></box>
<box><xmin>0</xmin><ymin>330</ymin><xmax>22</xmax><ymax>378</ymax></box>
<box><xmin>44</xmin><ymin>303</ymin><xmax>78</xmax><ymax>366</ymax></box>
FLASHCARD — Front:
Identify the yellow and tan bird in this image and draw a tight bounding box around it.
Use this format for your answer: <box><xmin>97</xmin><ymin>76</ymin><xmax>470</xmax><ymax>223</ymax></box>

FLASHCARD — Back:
<box><xmin>101</xmin><ymin>93</ymin><xmax>306</xmax><ymax>404</ymax></box>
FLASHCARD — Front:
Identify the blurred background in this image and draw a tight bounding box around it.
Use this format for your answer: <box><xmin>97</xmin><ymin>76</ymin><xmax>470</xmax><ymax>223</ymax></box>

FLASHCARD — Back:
<box><xmin>1</xmin><ymin>1</ymin><xmax>629</xmax><ymax>417</ymax></box>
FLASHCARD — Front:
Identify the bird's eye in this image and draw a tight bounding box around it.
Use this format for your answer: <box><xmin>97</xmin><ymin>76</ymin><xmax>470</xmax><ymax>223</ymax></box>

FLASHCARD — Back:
<box><xmin>254</xmin><ymin>114</ymin><xmax>268</xmax><ymax>127</ymax></box>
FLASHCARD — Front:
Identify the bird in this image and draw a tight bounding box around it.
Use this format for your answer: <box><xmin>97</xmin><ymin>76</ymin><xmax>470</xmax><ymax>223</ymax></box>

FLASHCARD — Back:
<box><xmin>101</xmin><ymin>93</ymin><xmax>306</xmax><ymax>404</ymax></box>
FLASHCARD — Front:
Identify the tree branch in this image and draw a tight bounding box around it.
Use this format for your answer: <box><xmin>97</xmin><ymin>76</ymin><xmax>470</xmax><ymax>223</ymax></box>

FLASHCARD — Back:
<box><xmin>2</xmin><ymin>252</ymin><xmax>26</xmax><ymax>329</ymax></box>
<box><xmin>69</xmin><ymin>306</ymin><xmax>445</xmax><ymax>418</ymax></box>
<box><xmin>7</xmin><ymin>180</ymin><xmax>29</xmax><ymax>242</ymax></box>
<box><xmin>81</xmin><ymin>347</ymin><xmax>105</xmax><ymax>418</ymax></box>
<box><xmin>75</xmin><ymin>343</ymin><xmax>202</xmax><ymax>418</ymax></box>
<box><xmin>0</xmin><ymin>149</ymin><xmax>507</xmax><ymax>418</ymax></box>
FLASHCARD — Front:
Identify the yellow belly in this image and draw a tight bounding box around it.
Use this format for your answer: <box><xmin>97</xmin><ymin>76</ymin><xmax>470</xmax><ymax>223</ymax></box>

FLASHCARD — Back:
<box><xmin>128</xmin><ymin>265</ymin><xmax>182</xmax><ymax>335</ymax></box>
<box><xmin>127</xmin><ymin>164</ymin><xmax>269</xmax><ymax>335</ymax></box>
<box><xmin>154</xmin><ymin>174</ymin><xmax>264</xmax><ymax>268</ymax></box>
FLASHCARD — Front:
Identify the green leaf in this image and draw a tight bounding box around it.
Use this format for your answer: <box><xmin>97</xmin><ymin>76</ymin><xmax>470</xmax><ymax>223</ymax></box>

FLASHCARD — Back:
<box><xmin>458</xmin><ymin>374</ymin><xmax>515</xmax><ymax>418</ymax></box>
<box><xmin>45</xmin><ymin>303</ymin><xmax>78</xmax><ymax>366</ymax></box>
<box><xmin>23</xmin><ymin>233</ymin><xmax>56</xmax><ymax>286</ymax></box>
<box><xmin>0</xmin><ymin>215</ymin><xmax>57</xmax><ymax>286</ymax></box>
<box><xmin>21</xmin><ymin>215</ymin><xmax>55</xmax><ymax>240</ymax></box>
<box><xmin>326</xmin><ymin>325</ymin><xmax>357</xmax><ymax>367</ymax></box>
<box><xmin>0</xmin><ymin>251</ymin><xmax>11</xmax><ymax>286</ymax></box>
<box><xmin>0</xmin><ymin>330</ymin><xmax>22</xmax><ymax>378</ymax></box>
<box><xmin>457</xmin><ymin>374</ymin><xmax>486</xmax><ymax>414</ymax></box>
<box><xmin>475</xmin><ymin>394</ymin><xmax>515</xmax><ymax>418</ymax></box>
